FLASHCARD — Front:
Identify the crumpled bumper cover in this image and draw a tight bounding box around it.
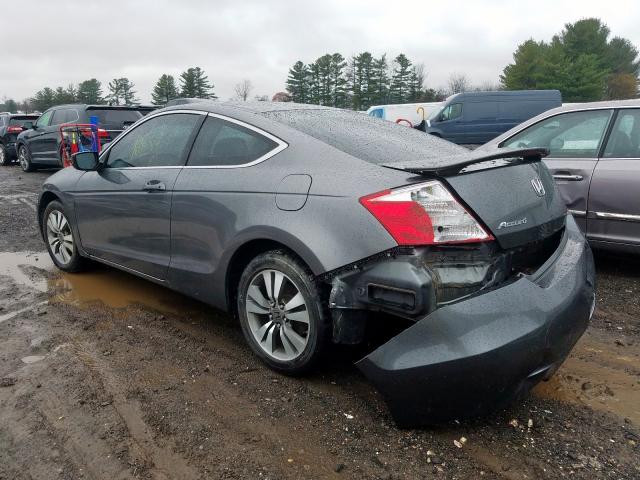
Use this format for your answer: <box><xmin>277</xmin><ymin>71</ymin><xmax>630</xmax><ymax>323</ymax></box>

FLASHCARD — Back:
<box><xmin>356</xmin><ymin>215</ymin><xmax>595</xmax><ymax>426</ymax></box>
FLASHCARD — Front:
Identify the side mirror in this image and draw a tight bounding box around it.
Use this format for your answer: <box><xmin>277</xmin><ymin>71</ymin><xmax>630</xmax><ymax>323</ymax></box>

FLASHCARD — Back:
<box><xmin>72</xmin><ymin>151</ymin><xmax>100</xmax><ymax>171</ymax></box>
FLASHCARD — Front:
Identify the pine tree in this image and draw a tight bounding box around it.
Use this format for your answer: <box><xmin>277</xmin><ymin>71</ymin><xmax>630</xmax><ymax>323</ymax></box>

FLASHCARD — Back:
<box><xmin>409</xmin><ymin>64</ymin><xmax>425</xmax><ymax>102</ymax></box>
<box><xmin>330</xmin><ymin>53</ymin><xmax>348</xmax><ymax>107</ymax></box>
<box><xmin>32</xmin><ymin>88</ymin><xmax>56</xmax><ymax>111</ymax></box>
<box><xmin>108</xmin><ymin>78</ymin><xmax>138</xmax><ymax>105</ymax></box>
<box><xmin>151</xmin><ymin>74</ymin><xmax>179</xmax><ymax>105</ymax></box>
<box><xmin>286</xmin><ymin>61</ymin><xmax>309</xmax><ymax>103</ymax></box>
<box><xmin>77</xmin><ymin>79</ymin><xmax>104</xmax><ymax>104</ymax></box>
<box><xmin>390</xmin><ymin>54</ymin><xmax>413</xmax><ymax>103</ymax></box>
<box><xmin>53</xmin><ymin>86</ymin><xmax>75</xmax><ymax>105</ymax></box>
<box><xmin>370</xmin><ymin>54</ymin><xmax>390</xmax><ymax>105</ymax></box>
<box><xmin>307</xmin><ymin>61</ymin><xmax>321</xmax><ymax>105</ymax></box>
<box><xmin>180</xmin><ymin>67</ymin><xmax>215</xmax><ymax>99</ymax></box>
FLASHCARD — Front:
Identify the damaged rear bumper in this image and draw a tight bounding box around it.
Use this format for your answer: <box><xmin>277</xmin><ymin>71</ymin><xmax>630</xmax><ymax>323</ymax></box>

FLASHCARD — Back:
<box><xmin>356</xmin><ymin>215</ymin><xmax>595</xmax><ymax>426</ymax></box>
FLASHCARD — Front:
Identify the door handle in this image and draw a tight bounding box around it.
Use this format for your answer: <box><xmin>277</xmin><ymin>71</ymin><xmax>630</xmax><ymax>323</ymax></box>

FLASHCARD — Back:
<box><xmin>553</xmin><ymin>174</ymin><xmax>583</xmax><ymax>181</ymax></box>
<box><xmin>143</xmin><ymin>180</ymin><xmax>166</xmax><ymax>192</ymax></box>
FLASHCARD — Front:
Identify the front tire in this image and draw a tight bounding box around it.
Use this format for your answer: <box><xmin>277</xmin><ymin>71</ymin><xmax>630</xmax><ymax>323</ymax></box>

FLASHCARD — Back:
<box><xmin>237</xmin><ymin>251</ymin><xmax>327</xmax><ymax>375</ymax></box>
<box><xmin>18</xmin><ymin>145</ymin><xmax>36</xmax><ymax>172</ymax></box>
<box><xmin>42</xmin><ymin>200</ymin><xmax>87</xmax><ymax>272</ymax></box>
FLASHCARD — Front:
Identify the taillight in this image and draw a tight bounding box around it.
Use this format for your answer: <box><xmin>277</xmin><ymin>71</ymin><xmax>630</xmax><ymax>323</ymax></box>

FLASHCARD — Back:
<box><xmin>359</xmin><ymin>181</ymin><xmax>494</xmax><ymax>245</ymax></box>
<box><xmin>97</xmin><ymin>128</ymin><xmax>109</xmax><ymax>138</ymax></box>
<box><xmin>7</xmin><ymin>126</ymin><xmax>23</xmax><ymax>133</ymax></box>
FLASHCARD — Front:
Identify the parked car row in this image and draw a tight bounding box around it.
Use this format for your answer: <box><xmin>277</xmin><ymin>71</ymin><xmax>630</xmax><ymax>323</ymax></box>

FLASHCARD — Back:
<box><xmin>0</xmin><ymin>103</ymin><xmax>159</xmax><ymax>171</ymax></box>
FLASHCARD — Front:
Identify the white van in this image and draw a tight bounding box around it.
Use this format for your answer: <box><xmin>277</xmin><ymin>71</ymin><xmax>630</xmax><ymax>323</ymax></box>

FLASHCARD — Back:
<box><xmin>366</xmin><ymin>102</ymin><xmax>443</xmax><ymax>128</ymax></box>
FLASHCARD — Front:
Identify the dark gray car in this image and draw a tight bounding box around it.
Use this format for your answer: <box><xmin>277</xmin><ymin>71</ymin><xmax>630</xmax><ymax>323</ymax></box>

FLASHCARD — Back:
<box><xmin>38</xmin><ymin>102</ymin><xmax>595</xmax><ymax>425</ymax></box>
<box><xmin>482</xmin><ymin>99</ymin><xmax>640</xmax><ymax>255</ymax></box>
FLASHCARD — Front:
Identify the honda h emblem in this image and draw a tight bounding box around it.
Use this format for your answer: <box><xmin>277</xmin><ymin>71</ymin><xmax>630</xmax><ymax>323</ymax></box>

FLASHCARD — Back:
<box><xmin>531</xmin><ymin>177</ymin><xmax>546</xmax><ymax>197</ymax></box>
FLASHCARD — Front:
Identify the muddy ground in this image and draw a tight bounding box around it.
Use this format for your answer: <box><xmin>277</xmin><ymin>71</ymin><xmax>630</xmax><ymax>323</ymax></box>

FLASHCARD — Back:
<box><xmin>0</xmin><ymin>166</ymin><xmax>638</xmax><ymax>480</ymax></box>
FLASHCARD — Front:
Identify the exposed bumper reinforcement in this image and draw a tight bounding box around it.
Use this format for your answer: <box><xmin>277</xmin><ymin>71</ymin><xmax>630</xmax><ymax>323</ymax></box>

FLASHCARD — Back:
<box><xmin>356</xmin><ymin>215</ymin><xmax>595</xmax><ymax>426</ymax></box>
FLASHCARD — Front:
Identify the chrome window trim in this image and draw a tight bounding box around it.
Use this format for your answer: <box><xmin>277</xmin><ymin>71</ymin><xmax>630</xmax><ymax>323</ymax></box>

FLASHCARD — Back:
<box><xmin>593</xmin><ymin>211</ymin><xmax>640</xmax><ymax>223</ymax></box>
<box><xmin>99</xmin><ymin>109</ymin><xmax>288</xmax><ymax>170</ymax></box>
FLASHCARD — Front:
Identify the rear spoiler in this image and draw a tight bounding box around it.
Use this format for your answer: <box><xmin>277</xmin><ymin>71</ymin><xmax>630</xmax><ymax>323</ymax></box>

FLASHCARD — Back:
<box><xmin>382</xmin><ymin>147</ymin><xmax>549</xmax><ymax>177</ymax></box>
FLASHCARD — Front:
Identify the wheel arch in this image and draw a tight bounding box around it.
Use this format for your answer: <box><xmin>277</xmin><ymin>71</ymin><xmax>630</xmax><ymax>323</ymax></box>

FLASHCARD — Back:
<box><xmin>37</xmin><ymin>191</ymin><xmax>62</xmax><ymax>239</ymax></box>
<box><xmin>224</xmin><ymin>237</ymin><xmax>321</xmax><ymax>318</ymax></box>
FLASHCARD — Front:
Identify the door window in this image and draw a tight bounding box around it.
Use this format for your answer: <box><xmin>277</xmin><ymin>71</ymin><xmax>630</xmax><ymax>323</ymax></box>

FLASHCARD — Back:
<box><xmin>51</xmin><ymin>109</ymin><xmax>80</xmax><ymax>125</ymax></box>
<box><xmin>603</xmin><ymin>109</ymin><xmax>640</xmax><ymax>158</ymax></box>
<box><xmin>35</xmin><ymin>110</ymin><xmax>53</xmax><ymax>128</ymax></box>
<box><xmin>187</xmin><ymin>116</ymin><xmax>280</xmax><ymax>167</ymax></box>
<box><xmin>106</xmin><ymin>113</ymin><xmax>202</xmax><ymax>168</ymax></box>
<box><xmin>502</xmin><ymin>110</ymin><xmax>612</xmax><ymax>158</ymax></box>
<box><xmin>439</xmin><ymin>103</ymin><xmax>462</xmax><ymax>122</ymax></box>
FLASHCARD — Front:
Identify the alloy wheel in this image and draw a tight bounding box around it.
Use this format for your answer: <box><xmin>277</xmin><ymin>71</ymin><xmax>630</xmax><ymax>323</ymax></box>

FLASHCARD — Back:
<box><xmin>46</xmin><ymin>210</ymin><xmax>74</xmax><ymax>265</ymax></box>
<box><xmin>18</xmin><ymin>148</ymin><xmax>28</xmax><ymax>171</ymax></box>
<box><xmin>245</xmin><ymin>269</ymin><xmax>310</xmax><ymax>362</ymax></box>
<box><xmin>0</xmin><ymin>146</ymin><xmax>5</xmax><ymax>164</ymax></box>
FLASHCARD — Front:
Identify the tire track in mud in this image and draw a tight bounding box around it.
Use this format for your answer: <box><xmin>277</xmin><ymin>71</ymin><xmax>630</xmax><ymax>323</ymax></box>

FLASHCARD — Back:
<box><xmin>67</xmin><ymin>341</ymin><xmax>200</xmax><ymax>480</ymax></box>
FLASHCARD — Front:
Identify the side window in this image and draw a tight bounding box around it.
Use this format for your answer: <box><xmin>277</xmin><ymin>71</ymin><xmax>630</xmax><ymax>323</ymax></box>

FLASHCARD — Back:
<box><xmin>106</xmin><ymin>113</ymin><xmax>202</xmax><ymax>168</ymax></box>
<box><xmin>603</xmin><ymin>110</ymin><xmax>640</xmax><ymax>158</ymax></box>
<box><xmin>502</xmin><ymin>110</ymin><xmax>613</xmax><ymax>158</ymax></box>
<box><xmin>35</xmin><ymin>110</ymin><xmax>53</xmax><ymax>128</ymax></box>
<box><xmin>188</xmin><ymin>116</ymin><xmax>280</xmax><ymax>167</ymax></box>
<box><xmin>50</xmin><ymin>109</ymin><xmax>65</xmax><ymax>126</ymax></box>
<box><xmin>464</xmin><ymin>102</ymin><xmax>497</xmax><ymax>119</ymax></box>
<box><xmin>440</xmin><ymin>103</ymin><xmax>462</xmax><ymax>122</ymax></box>
<box><xmin>62</xmin><ymin>109</ymin><xmax>80</xmax><ymax>124</ymax></box>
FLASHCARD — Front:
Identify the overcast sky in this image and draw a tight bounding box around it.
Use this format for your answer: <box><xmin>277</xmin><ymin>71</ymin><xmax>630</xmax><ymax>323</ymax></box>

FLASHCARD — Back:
<box><xmin>2</xmin><ymin>0</ymin><xmax>639</xmax><ymax>104</ymax></box>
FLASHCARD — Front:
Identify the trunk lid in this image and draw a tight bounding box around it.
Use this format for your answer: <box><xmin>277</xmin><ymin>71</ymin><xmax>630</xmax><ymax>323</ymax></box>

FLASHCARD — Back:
<box><xmin>384</xmin><ymin>148</ymin><xmax>567</xmax><ymax>249</ymax></box>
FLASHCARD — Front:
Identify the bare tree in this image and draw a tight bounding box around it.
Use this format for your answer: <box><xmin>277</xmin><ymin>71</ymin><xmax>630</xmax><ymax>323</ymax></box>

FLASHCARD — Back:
<box><xmin>234</xmin><ymin>79</ymin><xmax>253</xmax><ymax>101</ymax></box>
<box><xmin>447</xmin><ymin>73</ymin><xmax>470</xmax><ymax>95</ymax></box>
<box><xmin>475</xmin><ymin>79</ymin><xmax>503</xmax><ymax>92</ymax></box>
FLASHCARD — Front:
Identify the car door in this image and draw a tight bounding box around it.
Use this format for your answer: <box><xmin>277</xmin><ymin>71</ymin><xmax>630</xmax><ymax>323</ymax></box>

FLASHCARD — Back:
<box><xmin>434</xmin><ymin>102</ymin><xmax>464</xmax><ymax>143</ymax></box>
<box><xmin>74</xmin><ymin>111</ymin><xmax>205</xmax><ymax>280</ymax></box>
<box><xmin>500</xmin><ymin>109</ymin><xmax>614</xmax><ymax>232</ymax></box>
<box><xmin>24</xmin><ymin>109</ymin><xmax>54</xmax><ymax>160</ymax></box>
<box><xmin>587</xmin><ymin>108</ymin><xmax>640</xmax><ymax>249</ymax></box>
<box><xmin>168</xmin><ymin>114</ymin><xmax>287</xmax><ymax>304</ymax></box>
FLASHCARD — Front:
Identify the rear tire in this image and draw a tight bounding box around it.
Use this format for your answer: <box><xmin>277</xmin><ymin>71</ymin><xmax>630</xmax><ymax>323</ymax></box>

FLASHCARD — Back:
<box><xmin>237</xmin><ymin>251</ymin><xmax>327</xmax><ymax>375</ymax></box>
<box><xmin>0</xmin><ymin>144</ymin><xmax>10</xmax><ymax>165</ymax></box>
<box><xmin>42</xmin><ymin>200</ymin><xmax>88</xmax><ymax>272</ymax></box>
<box><xmin>18</xmin><ymin>145</ymin><xmax>36</xmax><ymax>172</ymax></box>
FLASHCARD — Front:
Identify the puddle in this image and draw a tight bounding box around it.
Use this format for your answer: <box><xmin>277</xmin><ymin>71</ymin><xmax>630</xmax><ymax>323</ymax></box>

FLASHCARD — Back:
<box><xmin>0</xmin><ymin>251</ymin><xmax>53</xmax><ymax>292</ymax></box>
<box><xmin>49</xmin><ymin>267</ymin><xmax>204</xmax><ymax>315</ymax></box>
<box><xmin>21</xmin><ymin>355</ymin><xmax>45</xmax><ymax>364</ymax></box>
<box><xmin>534</xmin><ymin>335</ymin><xmax>640</xmax><ymax>425</ymax></box>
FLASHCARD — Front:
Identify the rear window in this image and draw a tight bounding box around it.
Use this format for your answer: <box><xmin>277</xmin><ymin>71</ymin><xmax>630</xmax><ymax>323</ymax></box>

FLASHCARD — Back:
<box><xmin>8</xmin><ymin>116</ymin><xmax>38</xmax><ymax>127</ymax></box>
<box><xmin>263</xmin><ymin>109</ymin><xmax>465</xmax><ymax>165</ymax></box>
<box><xmin>88</xmin><ymin>109</ymin><xmax>142</xmax><ymax>128</ymax></box>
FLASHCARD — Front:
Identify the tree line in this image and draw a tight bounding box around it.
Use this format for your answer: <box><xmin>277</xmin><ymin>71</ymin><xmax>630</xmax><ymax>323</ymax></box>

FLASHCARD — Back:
<box><xmin>285</xmin><ymin>53</ymin><xmax>445</xmax><ymax>111</ymax></box>
<box><xmin>0</xmin><ymin>67</ymin><xmax>216</xmax><ymax>113</ymax></box>
<box><xmin>501</xmin><ymin>18</ymin><xmax>639</xmax><ymax>101</ymax></box>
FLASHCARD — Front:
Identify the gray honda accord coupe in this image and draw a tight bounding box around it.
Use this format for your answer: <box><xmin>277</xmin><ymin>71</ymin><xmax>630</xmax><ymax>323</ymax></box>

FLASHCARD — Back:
<box><xmin>38</xmin><ymin>102</ymin><xmax>595</xmax><ymax>425</ymax></box>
